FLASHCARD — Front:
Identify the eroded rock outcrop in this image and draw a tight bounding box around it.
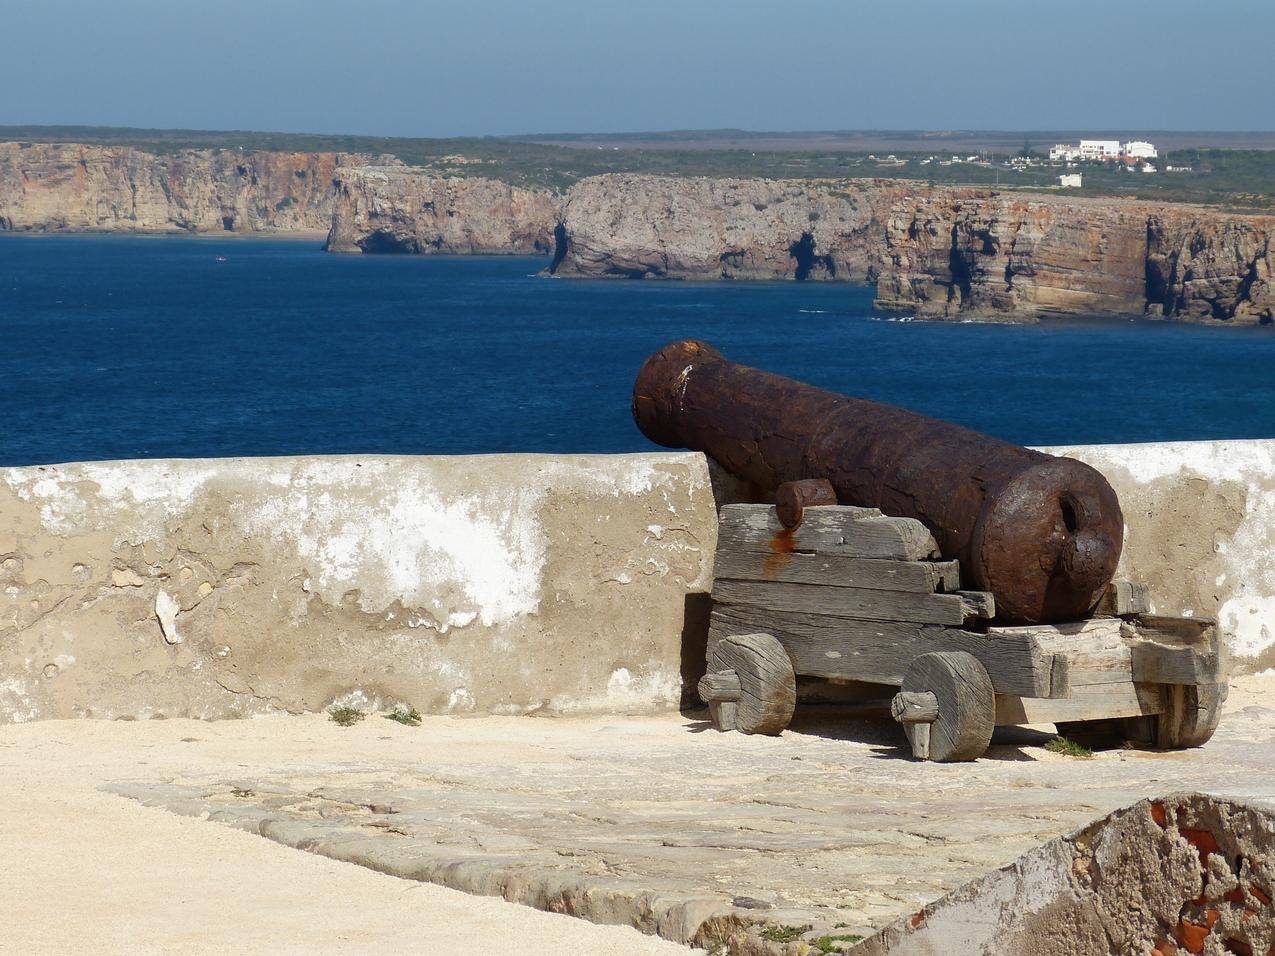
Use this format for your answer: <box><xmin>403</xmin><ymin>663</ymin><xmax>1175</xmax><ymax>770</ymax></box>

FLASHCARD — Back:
<box><xmin>551</xmin><ymin>174</ymin><xmax>1275</xmax><ymax>324</ymax></box>
<box><xmin>860</xmin><ymin>793</ymin><xmax>1275</xmax><ymax>955</ymax></box>
<box><xmin>325</xmin><ymin>164</ymin><xmax>557</xmax><ymax>255</ymax></box>
<box><xmin>878</xmin><ymin>191</ymin><xmax>1275</xmax><ymax>324</ymax></box>
<box><xmin>0</xmin><ymin>142</ymin><xmax>369</xmax><ymax>234</ymax></box>
<box><xmin>549</xmin><ymin>174</ymin><xmax>906</xmax><ymax>281</ymax></box>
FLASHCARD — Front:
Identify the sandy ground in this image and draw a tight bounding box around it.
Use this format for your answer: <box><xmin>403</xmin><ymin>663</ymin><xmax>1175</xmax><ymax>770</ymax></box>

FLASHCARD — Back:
<box><xmin>0</xmin><ymin>715</ymin><xmax>697</xmax><ymax>956</ymax></box>
<box><xmin>6</xmin><ymin>677</ymin><xmax>1273</xmax><ymax>955</ymax></box>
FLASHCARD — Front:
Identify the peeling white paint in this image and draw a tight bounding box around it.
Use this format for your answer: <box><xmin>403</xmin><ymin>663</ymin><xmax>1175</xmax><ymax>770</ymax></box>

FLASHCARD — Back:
<box><xmin>240</xmin><ymin>470</ymin><xmax>546</xmax><ymax>624</ymax></box>
<box><xmin>0</xmin><ymin>677</ymin><xmax>38</xmax><ymax>723</ymax></box>
<box><xmin>447</xmin><ymin>688</ymin><xmax>476</xmax><ymax>711</ymax></box>
<box><xmin>1220</xmin><ymin>594</ymin><xmax>1275</xmax><ymax>659</ymax></box>
<box><xmin>154</xmin><ymin>591</ymin><xmax>183</xmax><ymax>645</ymax></box>
<box><xmin>327</xmin><ymin>688</ymin><xmax>381</xmax><ymax>713</ymax></box>
<box><xmin>548</xmin><ymin>666</ymin><xmax>681</xmax><ymax>714</ymax></box>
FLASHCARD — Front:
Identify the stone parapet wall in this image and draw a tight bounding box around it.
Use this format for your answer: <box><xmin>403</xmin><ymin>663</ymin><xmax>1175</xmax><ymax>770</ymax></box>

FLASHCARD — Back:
<box><xmin>2</xmin><ymin>441</ymin><xmax>1273</xmax><ymax>724</ymax></box>
<box><xmin>0</xmin><ymin>454</ymin><xmax>715</xmax><ymax>723</ymax></box>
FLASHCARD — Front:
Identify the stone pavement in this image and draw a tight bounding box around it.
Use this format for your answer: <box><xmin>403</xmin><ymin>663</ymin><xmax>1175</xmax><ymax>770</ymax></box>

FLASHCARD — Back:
<box><xmin>101</xmin><ymin>676</ymin><xmax>1275</xmax><ymax>954</ymax></box>
<box><xmin>0</xmin><ymin>717</ymin><xmax>692</xmax><ymax>956</ymax></box>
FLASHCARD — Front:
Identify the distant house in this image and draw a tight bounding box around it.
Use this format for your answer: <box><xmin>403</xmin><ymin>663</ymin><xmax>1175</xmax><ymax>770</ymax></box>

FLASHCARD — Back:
<box><xmin>1058</xmin><ymin>173</ymin><xmax>1083</xmax><ymax>188</ymax></box>
<box><xmin>1079</xmin><ymin>140</ymin><xmax>1122</xmax><ymax>160</ymax></box>
<box><xmin>1050</xmin><ymin>139</ymin><xmax>1158</xmax><ymax>164</ymax></box>
<box><xmin>1166</xmin><ymin>165</ymin><xmax>1193</xmax><ymax>172</ymax></box>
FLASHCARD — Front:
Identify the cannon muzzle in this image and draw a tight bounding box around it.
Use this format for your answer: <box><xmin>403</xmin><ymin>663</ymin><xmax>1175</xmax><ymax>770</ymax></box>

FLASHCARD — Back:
<box><xmin>633</xmin><ymin>340</ymin><xmax>1123</xmax><ymax>624</ymax></box>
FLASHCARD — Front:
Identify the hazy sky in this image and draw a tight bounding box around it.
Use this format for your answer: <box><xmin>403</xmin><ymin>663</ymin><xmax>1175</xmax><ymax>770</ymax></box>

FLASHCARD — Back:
<box><xmin>3</xmin><ymin>0</ymin><xmax>1272</xmax><ymax>136</ymax></box>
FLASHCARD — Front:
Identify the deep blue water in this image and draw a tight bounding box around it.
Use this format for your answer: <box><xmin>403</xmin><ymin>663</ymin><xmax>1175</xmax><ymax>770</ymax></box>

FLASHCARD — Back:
<box><xmin>3</xmin><ymin>233</ymin><xmax>1275</xmax><ymax>466</ymax></box>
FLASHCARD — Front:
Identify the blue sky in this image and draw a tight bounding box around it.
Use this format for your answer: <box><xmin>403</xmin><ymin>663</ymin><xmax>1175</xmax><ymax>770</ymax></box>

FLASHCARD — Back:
<box><xmin>2</xmin><ymin>0</ymin><xmax>1271</xmax><ymax>136</ymax></box>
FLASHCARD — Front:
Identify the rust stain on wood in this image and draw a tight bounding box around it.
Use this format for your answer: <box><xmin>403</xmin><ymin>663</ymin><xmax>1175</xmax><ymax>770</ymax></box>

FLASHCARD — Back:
<box><xmin>762</xmin><ymin>529</ymin><xmax>795</xmax><ymax>579</ymax></box>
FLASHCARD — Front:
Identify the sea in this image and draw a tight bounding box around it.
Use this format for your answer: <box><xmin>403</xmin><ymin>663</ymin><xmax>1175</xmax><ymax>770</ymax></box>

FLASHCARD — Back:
<box><xmin>4</xmin><ymin>233</ymin><xmax>1275</xmax><ymax>467</ymax></box>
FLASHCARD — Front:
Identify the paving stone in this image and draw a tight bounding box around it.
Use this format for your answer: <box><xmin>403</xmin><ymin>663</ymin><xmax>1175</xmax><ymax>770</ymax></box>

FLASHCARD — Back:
<box><xmin>103</xmin><ymin>688</ymin><xmax>1275</xmax><ymax>953</ymax></box>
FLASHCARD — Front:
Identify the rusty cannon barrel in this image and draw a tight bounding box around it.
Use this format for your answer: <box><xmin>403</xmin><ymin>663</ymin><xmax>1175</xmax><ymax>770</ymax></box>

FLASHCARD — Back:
<box><xmin>633</xmin><ymin>340</ymin><xmax>1123</xmax><ymax>625</ymax></box>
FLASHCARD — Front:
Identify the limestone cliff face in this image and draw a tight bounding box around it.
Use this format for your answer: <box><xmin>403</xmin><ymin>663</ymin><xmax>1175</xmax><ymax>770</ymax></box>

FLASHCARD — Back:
<box><xmin>552</xmin><ymin>174</ymin><xmax>1275</xmax><ymax>324</ymax></box>
<box><xmin>877</xmin><ymin>191</ymin><xmax>1274</xmax><ymax>324</ymax></box>
<box><xmin>325</xmin><ymin>165</ymin><xmax>557</xmax><ymax>255</ymax></box>
<box><xmin>551</xmin><ymin>174</ymin><xmax>902</xmax><ymax>281</ymax></box>
<box><xmin>0</xmin><ymin>142</ymin><xmax>365</xmax><ymax>234</ymax></box>
<box><xmin>6</xmin><ymin>144</ymin><xmax>1272</xmax><ymax>324</ymax></box>
<box><xmin>1146</xmin><ymin>214</ymin><xmax>1274</xmax><ymax>322</ymax></box>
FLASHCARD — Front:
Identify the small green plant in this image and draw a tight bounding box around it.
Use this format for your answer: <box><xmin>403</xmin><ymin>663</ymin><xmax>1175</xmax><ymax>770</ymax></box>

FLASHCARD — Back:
<box><xmin>384</xmin><ymin>706</ymin><xmax>422</xmax><ymax>726</ymax></box>
<box><xmin>811</xmin><ymin>934</ymin><xmax>866</xmax><ymax>953</ymax></box>
<box><xmin>230</xmin><ymin>786</ymin><xmax>255</xmax><ymax>798</ymax></box>
<box><xmin>1045</xmin><ymin>736</ymin><xmax>1094</xmax><ymax>759</ymax></box>
<box><xmin>328</xmin><ymin>705</ymin><xmax>365</xmax><ymax>727</ymax></box>
<box><xmin>759</xmin><ymin>924</ymin><xmax>811</xmax><ymax>943</ymax></box>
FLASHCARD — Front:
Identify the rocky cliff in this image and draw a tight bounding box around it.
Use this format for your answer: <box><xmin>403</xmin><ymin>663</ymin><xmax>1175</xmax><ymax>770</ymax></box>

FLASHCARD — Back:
<box><xmin>877</xmin><ymin>190</ymin><xmax>1274</xmax><ymax>323</ymax></box>
<box><xmin>0</xmin><ymin>142</ymin><xmax>367</xmax><ymax>234</ymax></box>
<box><xmin>549</xmin><ymin>173</ymin><xmax>903</xmax><ymax>281</ymax></box>
<box><xmin>551</xmin><ymin>175</ymin><xmax>1274</xmax><ymax>324</ymax></box>
<box><xmin>325</xmin><ymin>165</ymin><xmax>557</xmax><ymax>255</ymax></box>
<box><xmin>6</xmin><ymin>144</ymin><xmax>1272</xmax><ymax>324</ymax></box>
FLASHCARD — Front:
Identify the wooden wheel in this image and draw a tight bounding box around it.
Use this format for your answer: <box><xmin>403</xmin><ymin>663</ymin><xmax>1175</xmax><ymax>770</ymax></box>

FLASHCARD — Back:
<box><xmin>697</xmin><ymin>633</ymin><xmax>796</xmax><ymax>735</ymax></box>
<box><xmin>892</xmin><ymin>651</ymin><xmax>995</xmax><ymax>762</ymax></box>
<box><xmin>1154</xmin><ymin>682</ymin><xmax>1226</xmax><ymax>749</ymax></box>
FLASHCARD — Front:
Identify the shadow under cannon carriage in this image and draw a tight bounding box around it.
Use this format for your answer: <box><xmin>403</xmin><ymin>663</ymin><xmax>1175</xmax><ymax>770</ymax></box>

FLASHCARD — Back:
<box><xmin>699</xmin><ymin>498</ymin><xmax>1227</xmax><ymax>762</ymax></box>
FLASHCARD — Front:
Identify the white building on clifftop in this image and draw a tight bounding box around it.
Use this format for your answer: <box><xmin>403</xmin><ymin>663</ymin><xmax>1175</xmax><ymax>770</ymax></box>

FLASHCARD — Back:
<box><xmin>1050</xmin><ymin>139</ymin><xmax>1158</xmax><ymax>163</ymax></box>
<box><xmin>1079</xmin><ymin>140</ymin><xmax>1122</xmax><ymax>160</ymax></box>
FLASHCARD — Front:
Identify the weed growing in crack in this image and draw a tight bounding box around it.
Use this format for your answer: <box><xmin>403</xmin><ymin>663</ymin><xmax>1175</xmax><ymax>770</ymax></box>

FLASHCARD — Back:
<box><xmin>1045</xmin><ymin>736</ymin><xmax>1094</xmax><ymax>758</ymax></box>
<box><xmin>328</xmin><ymin>705</ymin><xmax>365</xmax><ymax>727</ymax></box>
<box><xmin>759</xmin><ymin>924</ymin><xmax>811</xmax><ymax>943</ymax></box>
<box><xmin>385</xmin><ymin>706</ymin><xmax>422</xmax><ymax>727</ymax></box>
<box><xmin>812</xmin><ymin>933</ymin><xmax>865</xmax><ymax>952</ymax></box>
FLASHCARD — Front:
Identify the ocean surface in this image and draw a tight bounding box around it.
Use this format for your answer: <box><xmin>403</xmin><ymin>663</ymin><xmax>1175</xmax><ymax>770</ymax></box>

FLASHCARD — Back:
<box><xmin>4</xmin><ymin>234</ymin><xmax>1275</xmax><ymax>466</ymax></box>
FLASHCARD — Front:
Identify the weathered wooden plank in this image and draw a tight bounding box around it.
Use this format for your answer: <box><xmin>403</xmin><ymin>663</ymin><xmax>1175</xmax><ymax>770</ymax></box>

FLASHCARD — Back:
<box><xmin>1068</xmin><ymin>652</ymin><xmax>1223</xmax><ymax>687</ymax></box>
<box><xmin>712</xmin><ymin>549</ymin><xmax>960</xmax><ymax>594</ymax></box>
<box><xmin>992</xmin><ymin>621</ymin><xmax>1128</xmax><ymax>684</ymax></box>
<box><xmin>717</xmin><ymin>504</ymin><xmax>939</xmax><ymax>561</ymax></box>
<box><xmin>710</xmin><ymin>605</ymin><xmax>1058</xmax><ymax>698</ymax></box>
<box><xmin>995</xmin><ymin>683</ymin><xmax>1167</xmax><ymax>725</ymax></box>
<box><xmin>1126</xmin><ymin>614</ymin><xmax>1225</xmax><ymax>685</ymax></box>
<box><xmin>989</xmin><ymin>618</ymin><xmax>1124</xmax><ymax>642</ymax></box>
<box><xmin>1094</xmin><ymin>580</ymin><xmax>1151</xmax><ymax>617</ymax></box>
<box><xmin>712</xmin><ymin>578</ymin><xmax>988</xmax><ymax>626</ymax></box>
<box><xmin>1127</xmin><ymin>615</ymin><xmax>1220</xmax><ymax>647</ymax></box>
<box><xmin>955</xmin><ymin>590</ymin><xmax>995</xmax><ymax>619</ymax></box>
<box><xmin>987</xmin><ymin>616</ymin><xmax>1225</xmax><ymax>687</ymax></box>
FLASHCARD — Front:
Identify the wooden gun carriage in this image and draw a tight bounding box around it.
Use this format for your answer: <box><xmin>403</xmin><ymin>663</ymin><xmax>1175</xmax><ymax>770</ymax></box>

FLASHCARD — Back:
<box><xmin>699</xmin><ymin>499</ymin><xmax>1227</xmax><ymax>762</ymax></box>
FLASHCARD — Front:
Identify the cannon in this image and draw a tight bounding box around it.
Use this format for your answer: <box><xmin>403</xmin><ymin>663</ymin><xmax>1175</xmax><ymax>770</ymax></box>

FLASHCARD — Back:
<box><xmin>638</xmin><ymin>342</ymin><xmax>1226</xmax><ymax>761</ymax></box>
<box><xmin>633</xmin><ymin>339</ymin><xmax>1123</xmax><ymax>625</ymax></box>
